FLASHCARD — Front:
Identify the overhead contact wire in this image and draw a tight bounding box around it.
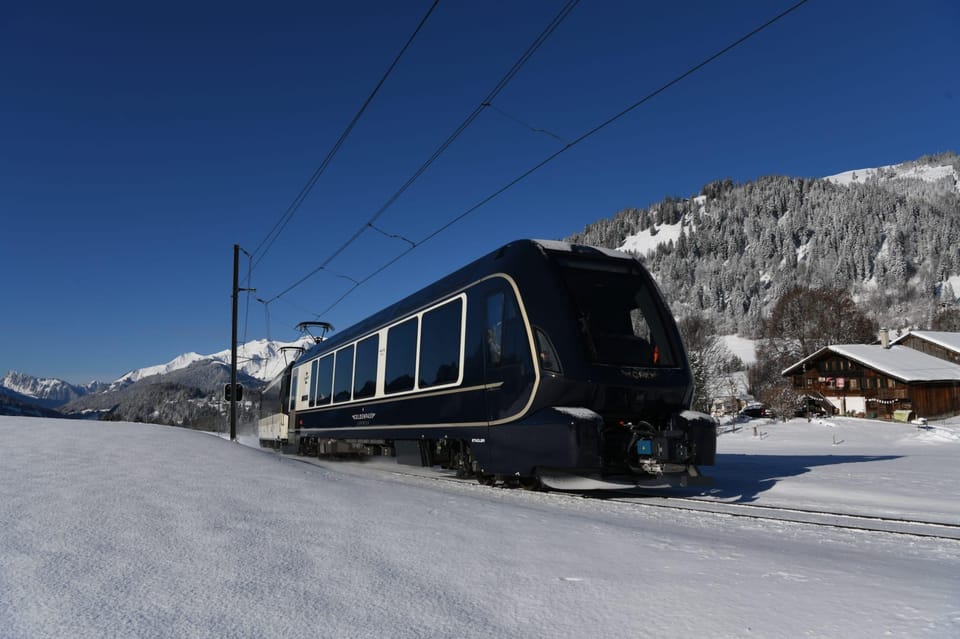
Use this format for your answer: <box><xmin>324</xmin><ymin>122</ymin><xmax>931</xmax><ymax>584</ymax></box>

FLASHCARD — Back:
<box><xmin>309</xmin><ymin>0</ymin><xmax>812</xmax><ymax>318</ymax></box>
<box><xmin>265</xmin><ymin>0</ymin><xmax>582</xmax><ymax>304</ymax></box>
<box><xmin>247</xmin><ymin>0</ymin><xmax>441</xmax><ymax>275</ymax></box>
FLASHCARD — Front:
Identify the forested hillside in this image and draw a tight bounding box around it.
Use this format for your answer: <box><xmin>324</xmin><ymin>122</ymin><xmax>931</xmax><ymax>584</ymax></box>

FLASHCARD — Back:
<box><xmin>566</xmin><ymin>153</ymin><xmax>960</xmax><ymax>335</ymax></box>
<box><xmin>61</xmin><ymin>360</ymin><xmax>264</xmax><ymax>429</ymax></box>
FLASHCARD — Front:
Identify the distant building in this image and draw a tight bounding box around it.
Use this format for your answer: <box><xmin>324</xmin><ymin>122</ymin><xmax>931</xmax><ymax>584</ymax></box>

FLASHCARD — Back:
<box><xmin>710</xmin><ymin>396</ymin><xmax>740</xmax><ymax>418</ymax></box>
<box><xmin>782</xmin><ymin>331</ymin><xmax>960</xmax><ymax>420</ymax></box>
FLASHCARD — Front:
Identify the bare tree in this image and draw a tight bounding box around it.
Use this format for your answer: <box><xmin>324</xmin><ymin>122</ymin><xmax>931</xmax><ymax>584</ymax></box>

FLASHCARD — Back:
<box><xmin>749</xmin><ymin>285</ymin><xmax>877</xmax><ymax>407</ymax></box>
<box><xmin>678</xmin><ymin>315</ymin><xmax>735</xmax><ymax>413</ymax></box>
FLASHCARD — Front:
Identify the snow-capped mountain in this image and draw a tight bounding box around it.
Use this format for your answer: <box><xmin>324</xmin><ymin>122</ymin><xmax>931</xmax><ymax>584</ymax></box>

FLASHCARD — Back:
<box><xmin>2</xmin><ymin>337</ymin><xmax>314</xmax><ymax>408</ymax></box>
<box><xmin>110</xmin><ymin>337</ymin><xmax>314</xmax><ymax>389</ymax></box>
<box><xmin>1</xmin><ymin>371</ymin><xmax>106</xmax><ymax>408</ymax></box>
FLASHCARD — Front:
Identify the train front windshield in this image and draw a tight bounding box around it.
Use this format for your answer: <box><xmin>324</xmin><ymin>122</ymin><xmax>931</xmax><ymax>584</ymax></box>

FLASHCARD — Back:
<box><xmin>556</xmin><ymin>256</ymin><xmax>679</xmax><ymax>368</ymax></box>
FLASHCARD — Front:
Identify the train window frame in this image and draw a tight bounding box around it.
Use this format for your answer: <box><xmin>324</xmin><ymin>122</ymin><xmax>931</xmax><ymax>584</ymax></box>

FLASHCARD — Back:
<box><xmin>298</xmin><ymin>292</ymin><xmax>469</xmax><ymax>407</ymax></box>
<box><xmin>555</xmin><ymin>257</ymin><xmax>679</xmax><ymax>368</ymax></box>
<box><xmin>353</xmin><ymin>334</ymin><xmax>379</xmax><ymax>400</ymax></box>
<box><xmin>332</xmin><ymin>344</ymin><xmax>355</xmax><ymax>404</ymax></box>
<box><xmin>418</xmin><ymin>295</ymin><xmax>466</xmax><ymax>389</ymax></box>
<box><xmin>485</xmin><ymin>291</ymin><xmax>505</xmax><ymax>367</ymax></box>
<box><xmin>483</xmin><ymin>287</ymin><xmax>529</xmax><ymax>370</ymax></box>
<box><xmin>289</xmin><ymin>370</ymin><xmax>298</xmax><ymax>412</ymax></box>
<box><xmin>314</xmin><ymin>354</ymin><xmax>333</xmax><ymax>406</ymax></box>
<box><xmin>308</xmin><ymin>359</ymin><xmax>319</xmax><ymax>407</ymax></box>
<box><xmin>384</xmin><ymin>316</ymin><xmax>418</xmax><ymax>395</ymax></box>
<box><xmin>534</xmin><ymin>327</ymin><xmax>562</xmax><ymax>374</ymax></box>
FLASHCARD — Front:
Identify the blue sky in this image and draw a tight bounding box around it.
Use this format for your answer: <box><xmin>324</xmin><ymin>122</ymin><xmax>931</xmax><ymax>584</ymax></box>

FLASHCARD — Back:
<box><xmin>2</xmin><ymin>0</ymin><xmax>957</xmax><ymax>384</ymax></box>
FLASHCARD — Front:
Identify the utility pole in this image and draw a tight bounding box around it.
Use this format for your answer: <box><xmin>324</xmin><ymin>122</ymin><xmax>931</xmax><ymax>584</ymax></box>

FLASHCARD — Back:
<box><xmin>230</xmin><ymin>244</ymin><xmax>255</xmax><ymax>441</ymax></box>
<box><xmin>230</xmin><ymin>244</ymin><xmax>240</xmax><ymax>441</ymax></box>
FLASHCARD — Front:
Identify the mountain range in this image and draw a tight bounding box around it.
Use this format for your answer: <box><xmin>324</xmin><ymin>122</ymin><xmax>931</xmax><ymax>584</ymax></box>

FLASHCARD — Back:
<box><xmin>0</xmin><ymin>337</ymin><xmax>313</xmax><ymax>419</ymax></box>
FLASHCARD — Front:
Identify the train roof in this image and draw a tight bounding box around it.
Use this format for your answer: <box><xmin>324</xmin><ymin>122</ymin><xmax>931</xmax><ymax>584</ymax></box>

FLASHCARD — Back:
<box><xmin>531</xmin><ymin>239</ymin><xmax>633</xmax><ymax>260</ymax></box>
<box><xmin>296</xmin><ymin>239</ymin><xmax>640</xmax><ymax>363</ymax></box>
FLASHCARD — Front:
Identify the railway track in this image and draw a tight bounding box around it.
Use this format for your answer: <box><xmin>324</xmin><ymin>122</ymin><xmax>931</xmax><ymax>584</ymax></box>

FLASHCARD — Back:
<box><xmin>277</xmin><ymin>452</ymin><xmax>960</xmax><ymax>542</ymax></box>
<box><xmin>601</xmin><ymin>494</ymin><xmax>960</xmax><ymax>541</ymax></box>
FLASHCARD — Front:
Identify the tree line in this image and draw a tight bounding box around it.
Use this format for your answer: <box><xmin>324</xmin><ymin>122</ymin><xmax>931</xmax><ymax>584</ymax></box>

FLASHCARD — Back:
<box><xmin>567</xmin><ymin>153</ymin><xmax>960</xmax><ymax>337</ymax></box>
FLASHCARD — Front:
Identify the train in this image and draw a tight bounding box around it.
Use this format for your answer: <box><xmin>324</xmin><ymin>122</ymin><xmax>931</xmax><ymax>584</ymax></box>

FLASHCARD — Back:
<box><xmin>258</xmin><ymin>239</ymin><xmax>716</xmax><ymax>490</ymax></box>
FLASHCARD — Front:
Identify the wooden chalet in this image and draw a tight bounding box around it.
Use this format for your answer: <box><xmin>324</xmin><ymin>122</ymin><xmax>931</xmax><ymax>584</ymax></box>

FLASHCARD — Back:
<box><xmin>782</xmin><ymin>331</ymin><xmax>960</xmax><ymax>420</ymax></box>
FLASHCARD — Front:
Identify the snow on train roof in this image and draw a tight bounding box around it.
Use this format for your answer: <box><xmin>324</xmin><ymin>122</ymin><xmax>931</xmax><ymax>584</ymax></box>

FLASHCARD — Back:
<box><xmin>532</xmin><ymin>239</ymin><xmax>631</xmax><ymax>259</ymax></box>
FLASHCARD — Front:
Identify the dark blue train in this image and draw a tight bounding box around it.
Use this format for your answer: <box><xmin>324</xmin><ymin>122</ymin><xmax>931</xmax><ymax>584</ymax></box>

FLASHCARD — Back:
<box><xmin>259</xmin><ymin>239</ymin><xmax>716</xmax><ymax>489</ymax></box>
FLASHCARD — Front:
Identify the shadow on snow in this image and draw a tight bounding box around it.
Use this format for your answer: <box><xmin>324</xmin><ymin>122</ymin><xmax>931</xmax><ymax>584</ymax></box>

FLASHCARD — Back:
<box><xmin>676</xmin><ymin>453</ymin><xmax>902</xmax><ymax>502</ymax></box>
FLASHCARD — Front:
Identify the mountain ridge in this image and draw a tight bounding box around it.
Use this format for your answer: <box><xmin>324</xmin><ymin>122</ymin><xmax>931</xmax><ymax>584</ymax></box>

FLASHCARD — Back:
<box><xmin>2</xmin><ymin>336</ymin><xmax>312</xmax><ymax>410</ymax></box>
<box><xmin>565</xmin><ymin>151</ymin><xmax>960</xmax><ymax>334</ymax></box>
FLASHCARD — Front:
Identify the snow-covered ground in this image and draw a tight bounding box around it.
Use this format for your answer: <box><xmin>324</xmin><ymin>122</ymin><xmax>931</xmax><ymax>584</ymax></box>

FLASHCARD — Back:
<box><xmin>1</xmin><ymin>415</ymin><xmax>959</xmax><ymax>638</ymax></box>
<box><xmin>721</xmin><ymin>334</ymin><xmax>757</xmax><ymax>365</ymax></box>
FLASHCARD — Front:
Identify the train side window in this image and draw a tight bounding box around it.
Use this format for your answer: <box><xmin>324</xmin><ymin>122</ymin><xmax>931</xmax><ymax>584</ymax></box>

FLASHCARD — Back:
<box><xmin>308</xmin><ymin>359</ymin><xmax>319</xmax><ymax>407</ymax></box>
<box><xmin>315</xmin><ymin>355</ymin><xmax>333</xmax><ymax>406</ymax></box>
<box><xmin>485</xmin><ymin>288</ymin><xmax>525</xmax><ymax>368</ymax></box>
<box><xmin>485</xmin><ymin>292</ymin><xmax>505</xmax><ymax>366</ymax></box>
<box><xmin>631</xmin><ymin>284</ymin><xmax>675</xmax><ymax>366</ymax></box>
<box><xmin>419</xmin><ymin>298</ymin><xmax>463</xmax><ymax>388</ymax></box>
<box><xmin>534</xmin><ymin>328</ymin><xmax>561</xmax><ymax>373</ymax></box>
<box><xmin>289</xmin><ymin>371</ymin><xmax>298</xmax><ymax>412</ymax></box>
<box><xmin>353</xmin><ymin>335</ymin><xmax>379</xmax><ymax>400</ymax></box>
<box><xmin>385</xmin><ymin>317</ymin><xmax>417</xmax><ymax>393</ymax></box>
<box><xmin>333</xmin><ymin>344</ymin><xmax>355</xmax><ymax>403</ymax></box>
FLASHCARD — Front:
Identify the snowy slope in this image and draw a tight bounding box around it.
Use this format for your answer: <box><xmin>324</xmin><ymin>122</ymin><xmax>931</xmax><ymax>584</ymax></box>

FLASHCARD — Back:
<box><xmin>617</xmin><ymin>219</ymin><xmax>685</xmax><ymax>255</ymax></box>
<box><xmin>826</xmin><ymin>162</ymin><xmax>959</xmax><ymax>192</ymax></box>
<box><xmin>1</xmin><ymin>415</ymin><xmax>958</xmax><ymax>638</ymax></box>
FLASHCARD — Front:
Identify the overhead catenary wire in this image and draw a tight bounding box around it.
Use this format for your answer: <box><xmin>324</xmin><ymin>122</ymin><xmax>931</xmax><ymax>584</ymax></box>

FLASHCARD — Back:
<box><xmin>246</xmin><ymin>0</ymin><xmax>441</xmax><ymax>275</ymax></box>
<box><xmin>295</xmin><ymin>0</ymin><xmax>812</xmax><ymax>320</ymax></box>
<box><xmin>263</xmin><ymin>0</ymin><xmax>582</xmax><ymax>304</ymax></box>
<box><xmin>483</xmin><ymin>101</ymin><xmax>570</xmax><ymax>145</ymax></box>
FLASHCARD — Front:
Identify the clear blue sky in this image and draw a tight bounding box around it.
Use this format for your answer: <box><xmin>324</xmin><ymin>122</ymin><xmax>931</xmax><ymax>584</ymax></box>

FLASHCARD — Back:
<box><xmin>2</xmin><ymin>0</ymin><xmax>957</xmax><ymax>384</ymax></box>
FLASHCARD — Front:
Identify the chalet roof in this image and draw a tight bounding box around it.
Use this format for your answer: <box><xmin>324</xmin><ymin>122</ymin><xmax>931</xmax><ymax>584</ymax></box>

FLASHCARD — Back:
<box><xmin>890</xmin><ymin>330</ymin><xmax>960</xmax><ymax>354</ymax></box>
<box><xmin>782</xmin><ymin>344</ymin><xmax>960</xmax><ymax>383</ymax></box>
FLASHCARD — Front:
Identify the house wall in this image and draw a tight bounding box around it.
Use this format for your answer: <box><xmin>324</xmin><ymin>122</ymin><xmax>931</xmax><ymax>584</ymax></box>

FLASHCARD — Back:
<box><xmin>909</xmin><ymin>383</ymin><xmax>960</xmax><ymax>419</ymax></box>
